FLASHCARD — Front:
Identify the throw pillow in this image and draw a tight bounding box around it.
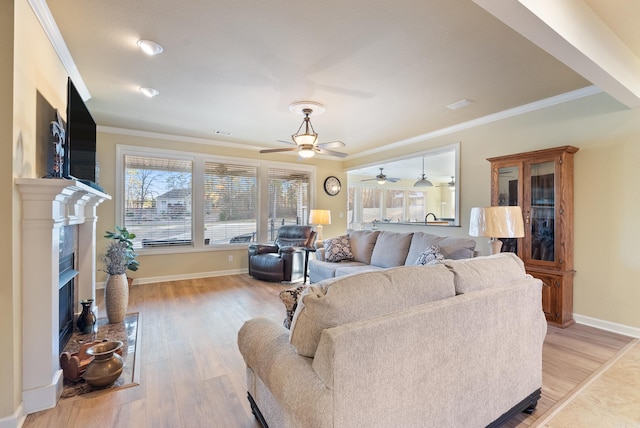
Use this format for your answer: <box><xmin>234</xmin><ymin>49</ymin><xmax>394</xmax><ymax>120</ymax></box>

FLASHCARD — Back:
<box><xmin>279</xmin><ymin>286</ymin><xmax>307</xmax><ymax>329</ymax></box>
<box><xmin>415</xmin><ymin>245</ymin><xmax>445</xmax><ymax>266</ymax></box>
<box><xmin>324</xmin><ymin>235</ymin><xmax>353</xmax><ymax>262</ymax></box>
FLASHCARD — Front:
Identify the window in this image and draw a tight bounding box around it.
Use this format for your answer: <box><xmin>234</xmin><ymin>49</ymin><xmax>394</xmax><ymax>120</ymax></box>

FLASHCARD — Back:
<box><xmin>385</xmin><ymin>189</ymin><xmax>404</xmax><ymax>222</ymax></box>
<box><xmin>408</xmin><ymin>190</ymin><xmax>425</xmax><ymax>222</ymax></box>
<box><xmin>266</xmin><ymin>168</ymin><xmax>310</xmax><ymax>241</ymax></box>
<box><xmin>123</xmin><ymin>154</ymin><xmax>193</xmax><ymax>249</ymax></box>
<box><xmin>117</xmin><ymin>146</ymin><xmax>314</xmax><ymax>251</ymax></box>
<box><xmin>361</xmin><ymin>187</ymin><xmax>382</xmax><ymax>224</ymax></box>
<box><xmin>204</xmin><ymin>162</ymin><xmax>257</xmax><ymax>245</ymax></box>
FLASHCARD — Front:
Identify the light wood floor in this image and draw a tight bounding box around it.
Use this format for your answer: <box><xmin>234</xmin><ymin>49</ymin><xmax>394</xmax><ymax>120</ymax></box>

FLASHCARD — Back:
<box><xmin>24</xmin><ymin>274</ymin><xmax>635</xmax><ymax>428</ymax></box>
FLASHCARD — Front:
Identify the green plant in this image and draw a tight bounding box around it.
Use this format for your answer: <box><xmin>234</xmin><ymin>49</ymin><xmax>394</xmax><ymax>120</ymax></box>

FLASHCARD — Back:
<box><xmin>104</xmin><ymin>226</ymin><xmax>139</xmax><ymax>272</ymax></box>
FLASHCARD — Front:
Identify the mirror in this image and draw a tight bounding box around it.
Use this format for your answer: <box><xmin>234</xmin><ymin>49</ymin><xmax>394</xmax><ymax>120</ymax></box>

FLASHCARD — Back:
<box><xmin>346</xmin><ymin>142</ymin><xmax>460</xmax><ymax>228</ymax></box>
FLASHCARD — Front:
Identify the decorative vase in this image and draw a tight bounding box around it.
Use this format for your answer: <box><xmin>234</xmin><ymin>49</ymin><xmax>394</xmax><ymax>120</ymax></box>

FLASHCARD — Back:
<box><xmin>83</xmin><ymin>340</ymin><xmax>124</xmax><ymax>387</ymax></box>
<box><xmin>104</xmin><ymin>273</ymin><xmax>128</xmax><ymax>324</ymax></box>
<box><xmin>76</xmin><ymin>299</ymin><xmax>97</xmax><ymax>334</ymax></box>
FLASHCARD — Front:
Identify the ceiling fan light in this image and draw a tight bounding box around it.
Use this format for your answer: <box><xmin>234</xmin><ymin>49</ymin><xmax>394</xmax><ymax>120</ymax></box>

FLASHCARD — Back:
<box><xmin>293</xmin><ymin>133</ymin><xmax>317</xmax><ymax>146</ymax></box>
<box><xmin>299</xmin><ymin>148</ymin><xmax>315</xmax><ymax>158</ymax></box>
<box><xmin>377</xmin><ymin>179</ymin><xmax>386</xmax><ymax>185</ymax></box>
<box><xmin>137</xmin><ymin>39</ymin><xmax>164</xmax><ymax>56</ymax></box>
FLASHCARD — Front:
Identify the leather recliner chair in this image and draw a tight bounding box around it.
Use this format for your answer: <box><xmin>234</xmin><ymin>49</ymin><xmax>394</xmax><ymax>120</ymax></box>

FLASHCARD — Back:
<box><xmin>248</xmin><ymin>225</ymin><xmax>316</xmax><ymax>283</ymax></box>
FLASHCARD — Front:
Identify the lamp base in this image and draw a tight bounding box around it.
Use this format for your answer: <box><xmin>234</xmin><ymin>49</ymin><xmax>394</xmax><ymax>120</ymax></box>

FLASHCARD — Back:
<box><xmin>488</xmin><ymin>238</ymin><xmax>503</xmax><ymax>255</ymax></box>
<box><xmin>315</xmin><ymin>225</ymin><xmax>324</xmax><ymax>249</ymax></box>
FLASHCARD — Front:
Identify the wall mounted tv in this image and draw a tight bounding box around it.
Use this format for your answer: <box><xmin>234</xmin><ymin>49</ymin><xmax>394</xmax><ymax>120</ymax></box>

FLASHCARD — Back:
<box><xmin>64</xmin><ymin>77</ymin><xmax>98</xmax><ymax>185</ymax></box>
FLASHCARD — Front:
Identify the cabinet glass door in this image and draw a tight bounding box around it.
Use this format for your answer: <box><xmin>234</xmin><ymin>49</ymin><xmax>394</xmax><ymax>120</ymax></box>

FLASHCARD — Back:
<box><xmin>497</xmin><ymin>165</ymin><xmax>519</xmax><ymax>254</ymax></box>
<box><xmin>529</xmin><ymin>161</ymin><xmax>555</xmax><ymax>262</ymax></box>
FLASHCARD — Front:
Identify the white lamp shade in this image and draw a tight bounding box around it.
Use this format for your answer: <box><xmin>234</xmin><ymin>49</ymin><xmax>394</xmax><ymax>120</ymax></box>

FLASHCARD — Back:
<box><xmin>469</xmin><ymin>206</ymin><xmax>525</xmax><ymax>238</ymax></box>
<box><xmin>293</xmin><ymin>133</ymin><xmax>317</xmax><ymax>146</ymax></box>
<box><xmin>309</xmin><ymin>209</ymin><xmax>331</xmax><ymax>225</ymax></box>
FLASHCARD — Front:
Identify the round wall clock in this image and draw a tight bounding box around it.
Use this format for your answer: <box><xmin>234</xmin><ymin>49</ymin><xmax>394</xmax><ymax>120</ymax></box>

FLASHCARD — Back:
<box><xmin>324</xmin><ymin>176</ymin><xmax>341</xmax><ymax>196</ymax></box>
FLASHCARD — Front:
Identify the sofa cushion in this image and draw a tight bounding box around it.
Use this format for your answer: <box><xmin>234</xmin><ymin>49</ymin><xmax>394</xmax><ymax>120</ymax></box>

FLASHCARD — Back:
<box><xmin>436</xmin><ymin>236</ymin><xmax>478</xmax><ymax>260</ymax></box>
<box><xmin>289</xmin><ymin>264</ymin><xmax>455</xmax><ymax>357</ymax></box>
<box><xmin>308</xmin><ymin>259</ymin><xmax>367</xmax><ymax>283</ymax></box>
<box><xmin>414</xmin><ymin>245</ymin><xmax>445</xmax><ymax>266</ymax></box>
<box><xmin>324</xmin><ymin>235</ymin><xmax>353</xmax><ymax>262</ymax></box>
<box><xmin>370</xmin><ymin>231</ymin><xmax>413</xmax><ymax>268</ymax></box>
<box><xmin>348</xmin><ymin>230</ymin><xmax>379</xmax><ymax>264</ymax></box>
<box><xmin>405</xmin><ymin>232</ymin><xmax>477</xmax><ymax>266</ymax></box>
<box><xmin>444</xmin><ymin>252</ymin><xmax>526</xmax><ymax>294</ymax></box>
<box><xmin>335</xmin><ymin>265</ymin><xmax>383</xmax><ymax>277</ymax></box>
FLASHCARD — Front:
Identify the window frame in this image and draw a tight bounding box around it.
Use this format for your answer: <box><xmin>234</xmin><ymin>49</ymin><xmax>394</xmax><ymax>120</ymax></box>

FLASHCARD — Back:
<box><xmin>116</xmin><ymin>145</ymin><xmax>316</xmax><ymax>254</ymax></box>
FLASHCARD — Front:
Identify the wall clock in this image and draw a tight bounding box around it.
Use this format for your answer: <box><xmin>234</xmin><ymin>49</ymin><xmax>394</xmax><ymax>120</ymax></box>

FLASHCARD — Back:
<box><xmin>324</xmin><ymin>176</ymin><xmax>341</xmax><ymax>196</ymax></box>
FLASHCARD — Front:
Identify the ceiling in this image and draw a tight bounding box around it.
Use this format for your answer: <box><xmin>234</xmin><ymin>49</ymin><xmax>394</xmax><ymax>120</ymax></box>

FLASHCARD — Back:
<box><xmin>44</xmin><ymin>0</ymin><xmax>640</xmax><ymax>178</ymax></box>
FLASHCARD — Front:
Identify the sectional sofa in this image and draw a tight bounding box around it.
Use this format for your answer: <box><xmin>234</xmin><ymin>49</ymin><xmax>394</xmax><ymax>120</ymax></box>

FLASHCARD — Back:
<box><xmin>309</xmin><ymin>229</ymin><xmax>477</xmax><ymax>283</ymax></box>
<box><xmin>238</xmin><ymin>253</ymin><xmax>547</xmax><ymax>427</ymax></box>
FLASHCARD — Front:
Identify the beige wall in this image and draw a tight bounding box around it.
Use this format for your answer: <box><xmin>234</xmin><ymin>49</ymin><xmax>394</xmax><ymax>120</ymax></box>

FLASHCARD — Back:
<box><xmin>4</xmin><ymin>0</ymin><xmax>70</xmax><ymax>421</ymax></box>
<box><xmin>95</xmin><ymin>131</ymin><xmax>346</xmax><ymax>283</ymax></box>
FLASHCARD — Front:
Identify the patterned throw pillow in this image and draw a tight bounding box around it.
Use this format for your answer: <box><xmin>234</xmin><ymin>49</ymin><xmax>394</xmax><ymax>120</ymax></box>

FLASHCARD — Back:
<box><xmin>279</xmin><ymin>286</ymin><xmax>307</xmax><ymax>329</ymax></box>
<box><xmin>324</xmin><ymin>235</ymin><xmax>354</xmax><ymax>262</ymax></box>
<box><xmin>415</xmin><ymin>245</ymin><xmax>445</xmax><ymax>266</ymax></box>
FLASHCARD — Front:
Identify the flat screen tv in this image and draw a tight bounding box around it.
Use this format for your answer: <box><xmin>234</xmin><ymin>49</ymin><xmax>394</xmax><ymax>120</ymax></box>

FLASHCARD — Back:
<box><xmin>64</xmin><ymin>77</ymin><xmax>98</xmax><ymax>185</ymax></box>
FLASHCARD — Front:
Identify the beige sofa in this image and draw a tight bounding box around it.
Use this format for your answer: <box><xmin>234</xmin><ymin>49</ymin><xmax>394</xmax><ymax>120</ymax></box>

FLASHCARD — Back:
<box><xmin>308</xmin><ymin>230</ymin><xmax>477</xmax><ymax>283</ymax></box>
<box><xmin>238</xmin><ymin>253</ymin><xmax>547</xmax><ymax>428</ymax></box>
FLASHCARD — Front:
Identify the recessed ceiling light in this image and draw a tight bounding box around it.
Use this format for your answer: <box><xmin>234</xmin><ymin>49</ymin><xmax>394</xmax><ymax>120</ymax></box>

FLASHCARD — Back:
<box><xmin>446</xmin><ymin>98</ymin><xmax>475</xmax><ymax>110</ymax></box>
<box><xmin>139</xmin><ymin>87</ymin><xmax>159</xmax><ymax>98</ymax></box>
<box><xmin>137</xmin><ymin>39</ymin><xmax>164</xmax><ymax>56</ymax></box>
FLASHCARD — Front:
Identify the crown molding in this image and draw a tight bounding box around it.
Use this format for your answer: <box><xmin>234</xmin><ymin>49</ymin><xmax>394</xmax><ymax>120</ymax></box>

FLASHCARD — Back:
<box><xmin>28</xmin><ymin>0</ymin><xmax>91</xmax><ymax>101</ymax></box>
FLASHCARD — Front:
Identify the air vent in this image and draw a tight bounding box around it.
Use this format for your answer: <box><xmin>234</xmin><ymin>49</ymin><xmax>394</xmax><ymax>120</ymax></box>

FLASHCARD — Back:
<box><xmin>446</xmin><ymin>99</ymin><xmax>475</xmax><ymax>110</ymax></box>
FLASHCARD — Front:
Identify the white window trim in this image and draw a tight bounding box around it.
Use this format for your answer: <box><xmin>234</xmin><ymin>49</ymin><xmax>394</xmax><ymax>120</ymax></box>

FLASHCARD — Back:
<box><xmin>116</xmin><ymin>144</ymin><xmax>316</xmax><ymax>254</ymax></box>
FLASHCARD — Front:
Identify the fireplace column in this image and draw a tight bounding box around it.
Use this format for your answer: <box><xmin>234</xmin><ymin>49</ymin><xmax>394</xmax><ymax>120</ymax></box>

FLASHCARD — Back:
<box><xmin>16</xmin><ymin>178</ymin><xmax>110</xmax><ymax>413</ymax></box>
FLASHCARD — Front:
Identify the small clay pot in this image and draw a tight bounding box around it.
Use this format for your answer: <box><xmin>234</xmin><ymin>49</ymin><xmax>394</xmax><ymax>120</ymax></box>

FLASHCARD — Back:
<box><xmin>83</xmin><ymin>341</ymin><xmax>124</xmax><ymax>387</ymax></box>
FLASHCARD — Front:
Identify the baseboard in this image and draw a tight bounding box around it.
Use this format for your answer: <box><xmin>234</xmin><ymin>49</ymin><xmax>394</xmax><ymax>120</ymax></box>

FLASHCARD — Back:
<box><xmin>574</xmin><ymin>313</ymin><xmax>640</xmax><ymax>338</ymax></box>
<box><xmin>0</xmin><ymin>403</ymin><xmax>25</xmax><ymax>428</ymax></box>
<box><xmin>96</xmin><ymin>268</ymin><xmax>249</xmax><ymax>288</ymax></box>
<box><xmin>22</xmin><ymin>370</ymin><xmax>63</xmax><ymax>414</ymax></box>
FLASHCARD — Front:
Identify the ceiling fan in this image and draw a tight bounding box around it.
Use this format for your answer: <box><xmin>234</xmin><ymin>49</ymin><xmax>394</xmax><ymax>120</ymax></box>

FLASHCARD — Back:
<box><xmin>437</xmin><ymin>176</ymin><xmax>456</xmax><ymax>187</ymax></box>
<box><xmin>362</xmin><ymin>168</ymin><xmax>401</xmax><ymax>185</ymax></box>
<box><xmin>260</xmin><ymin>102</ymin><xmax>347</xmax><ymax>159</ymax></box>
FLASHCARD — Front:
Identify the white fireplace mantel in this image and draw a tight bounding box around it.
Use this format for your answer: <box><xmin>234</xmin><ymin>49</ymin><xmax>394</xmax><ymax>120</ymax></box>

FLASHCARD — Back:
<box><xmin>16</xmin><ymin>178</ymin><xmax>110</xmax><ymax>413</ymax></box>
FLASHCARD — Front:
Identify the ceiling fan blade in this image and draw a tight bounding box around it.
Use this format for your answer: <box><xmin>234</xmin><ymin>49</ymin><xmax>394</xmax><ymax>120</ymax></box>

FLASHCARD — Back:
<box><xmin>317</xmin><ymin>140</ymin><xmax>345</xmax><ymax>149</ymax></box>
<box><xmin>387</xmin><ymin>178</ymin><xmax>401</xmax><ymax>183</ymax></box>
<box><xmin>361</xmin><ymin>178</ymin><xmax>377</xmax><ymax>182</ymax></box>
<box><xmin>260</xmin><ymin>147</ymin><xmax>298</xmax><ymax>154</ymax></box>
<box><xmin>276</xmin><ymin>139</ymin><xmax>297</xmax><ymax>146</ymax></box>
<box><xmin>314</xmin><ymin>147</ymin><xmax>348</xmax><ymax>158</ymax></box>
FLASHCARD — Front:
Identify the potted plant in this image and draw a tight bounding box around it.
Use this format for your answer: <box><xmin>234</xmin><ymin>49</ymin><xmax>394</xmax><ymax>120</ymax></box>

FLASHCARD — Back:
<box><xmin>102</xmin><ymin>241</ymin><xmax>129</xmax><ymax>323</ymax></box>
<box><xmin>105</xmin><ymin>226</ymin><xmax>139</xmax><ymax>286</ymax></box>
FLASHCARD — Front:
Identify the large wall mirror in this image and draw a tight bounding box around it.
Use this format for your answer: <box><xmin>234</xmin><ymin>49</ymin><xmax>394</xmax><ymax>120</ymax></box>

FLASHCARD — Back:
<box><xmin>346</xmin><ymin>142</ymin><xmax>460</xmax><ymax>228</ymax></box>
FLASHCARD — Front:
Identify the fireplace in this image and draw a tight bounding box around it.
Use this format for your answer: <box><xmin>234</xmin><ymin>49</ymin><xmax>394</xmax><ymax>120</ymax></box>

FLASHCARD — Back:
<box><xmin>16</xmin><ymin>178</ymin><xmax>110</xmax><ymax>414</ymax></box>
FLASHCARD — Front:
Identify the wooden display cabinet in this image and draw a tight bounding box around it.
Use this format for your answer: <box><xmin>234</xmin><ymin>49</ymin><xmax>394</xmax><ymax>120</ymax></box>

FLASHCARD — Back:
<box><xmin>488</xmin><ymin>146</ymin><xmax>578</xmax><ymax>327</ymax></box>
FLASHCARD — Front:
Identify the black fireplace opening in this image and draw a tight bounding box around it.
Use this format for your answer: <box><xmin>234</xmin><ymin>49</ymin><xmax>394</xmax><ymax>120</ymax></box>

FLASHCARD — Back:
<box><xmin>58</xmin><ymin>253</ymin><xmax>77</xmax><ymax>352</ymax></box>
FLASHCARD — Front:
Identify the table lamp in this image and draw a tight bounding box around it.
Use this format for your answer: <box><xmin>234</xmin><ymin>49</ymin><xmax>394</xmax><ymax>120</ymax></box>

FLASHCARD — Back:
<box><xmin>309</xmin><ymin>209</ymin><xmax>331</xmax><ymax>249</ymax></box>
<box><xmin>469</xmin><ymin>206</ymin><xmax>525</xmax><ymax>255</ymax></box>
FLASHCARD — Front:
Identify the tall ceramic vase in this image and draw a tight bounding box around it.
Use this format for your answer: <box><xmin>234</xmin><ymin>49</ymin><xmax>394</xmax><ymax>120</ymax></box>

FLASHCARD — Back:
<box><xmin>104</xmin><ymin>273</ymin><xmax>128</xmax><ymax>323</ymax></box>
